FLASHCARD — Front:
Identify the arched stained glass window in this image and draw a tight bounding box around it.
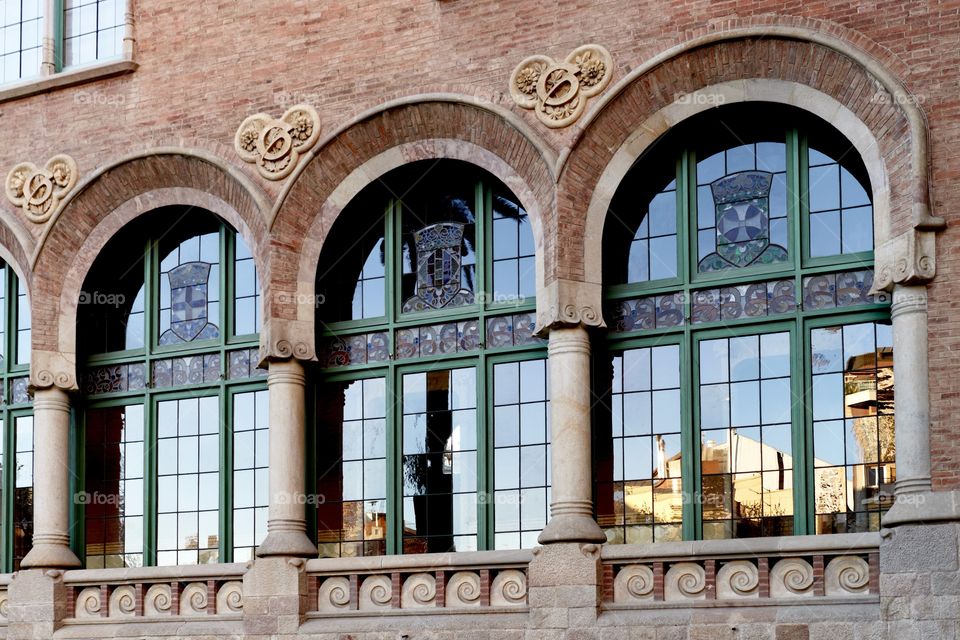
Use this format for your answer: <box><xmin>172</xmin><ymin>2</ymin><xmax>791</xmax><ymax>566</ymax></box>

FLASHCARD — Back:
<box><xmin>315</xmin><ymin>160</ymin><xmax>547</xmax><ymax>556</ymax></box>
<box><xmin>76</xmin><ymin>208</ymin><xmax>267</xmax><ymax>567</ymax></box>
<box><xmin>598</xmin><ymin>104</ymin><xmax>892</xmax><ymax>542</ymax></box>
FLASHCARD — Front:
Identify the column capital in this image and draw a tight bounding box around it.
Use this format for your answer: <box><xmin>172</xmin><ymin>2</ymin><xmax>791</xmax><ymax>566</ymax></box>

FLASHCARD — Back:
<box><xmin>259</xmin><ymin>317</ymin><xmax>316</xmax><ymax>365</ymax></box>
<box><xmin>535</xmin><ymin>278</ymin><xmax>605</xmax><ymax>335</ymax></box>
<box><xmin>29</xmin><ymin>350</ymin><xmax>78</xmax><ymax>394</ymax></box>
<box><xmin>872</xmin><ymin>227</ymin><xmax>938</xmax><ymax>293</ymax></box>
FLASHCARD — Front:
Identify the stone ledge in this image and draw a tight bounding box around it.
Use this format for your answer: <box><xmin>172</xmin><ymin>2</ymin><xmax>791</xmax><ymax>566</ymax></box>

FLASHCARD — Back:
<box><xmin>305</xmin><ymin>548</ymin><xmax>532</xmax><ymax>574</ymax></box>
<box><xmin>600</xmin><ymin>532</ymin><xmax>881</xmax><ymax>561</ymax></box>
<box><xmin>601</xmin><ymin>595</ymin><xmax>878</xmax><ymax>610</ymax></box>
<box><xmin>0</xmin><ymin>58</ymin><xmax>137</xmax><ymax>104</ymax></box>
<box><xmin>881</xmin><ymin>491</ymin><xmax>960</xmax><ymax>527</ymax></box>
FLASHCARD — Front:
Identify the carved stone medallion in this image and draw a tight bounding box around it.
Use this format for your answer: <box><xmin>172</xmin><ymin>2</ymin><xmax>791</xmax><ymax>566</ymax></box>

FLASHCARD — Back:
<box><xmin>235</xmin><ymin>104</ymin><xmax>321</xmax><ymax>180</ymax></box>
<box><xmin>509</xmin><ymin>45</ymin><xmax>613</xmax><ymax>128</ymax></box>
<box><xmin>5</xmin><ymin>154</ymin><xmax>78</xmax><ymax>223</ymax></box>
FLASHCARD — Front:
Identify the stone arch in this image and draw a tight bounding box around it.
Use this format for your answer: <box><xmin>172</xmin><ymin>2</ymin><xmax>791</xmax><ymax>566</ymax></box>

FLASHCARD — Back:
<box><xmin>266</xmin><ymin>95</ymin><xmax>556</xmax><ymax>359</ymax></box>
<box><xmin>562</xmin><ymin>30</ymin><xmax>937</xmax><ymax>290</ymax></box>
<box><xmin>31</xmin><ymin>149</ymin><xmax>271</xmax><ymax>388</ymax></box>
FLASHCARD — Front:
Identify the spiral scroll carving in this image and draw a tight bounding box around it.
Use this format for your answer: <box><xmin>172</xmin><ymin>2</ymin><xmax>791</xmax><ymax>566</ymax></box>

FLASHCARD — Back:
<box><xmin>664</xmin><ymin>562</ymin><xmax>707</xmax><ymax>601</ymax></box>
<box><xmin>716</xmin><ymin>561</ymin><xmax>760</xmax><ymax>599</ymax></box>
<box><xmin>32</xmin><ymin>368</ymin><xmax>75</xmax><ymax>390</ymax></box>
<box><xmin>75</xmin><ymin>587</ymin><xmax>102</xmax><ymax>618</ymax></box>
<box><xmin>144</xmin><ymin>584</ymin><xmax>173</xmax><ymax>616</ymax></box>
<box><xmin>274</xmin><ymin>339</ymin><xmax>313</xmax><ymax>360</ymax></box>
<box><xmin>180</xmin><ymin>582</ymin><xmax>209</xmax><ymax>616</ymax></box>
<box><xmin>825</xmin><ymin>556</ymin><xmax>870</xmax><ymax>595</ymax></box>
<box><xmin>613</xmin><ymin>564</ymin><xmax>655</xmax><ymax>603</ymax></box>
<box><xmin>490</xmin><ymin>569</ymin><xmax>527</xmax><ymax>607</ymax></box>
<box><xmin>216</xmin><ymin>581</ymin><xmax>244</xmax><ymax>613</ymax></box>
<box><xmin>401</xmin><ymin>573</ymin><xmax>437</xmax><ymax>608</ymax></box>
<box><xmin>770</xmin><ymin>558</ymin><xmax>815</xmax><ymax>598</ymax></box>
<box><xmin>0</xmin><ymin>591</ymin><xmax>8</xmax><ymax>620</ymax></box>
<box><xmin>317</xmin><ymin>576</ymin><xmax>351</xmax><ymax>612</ymax></box>
<box><xmin>446</xmin><ymin>571</ymin><xmax>482</xmax><ymax>608</ymax></box>
<box><xmin>109</xmin><ymin>585</ymin><xmax>137</xmax><ymax>617</ymax></box>
<box><xmin>358</xmin><ymin>575</ymin><xmax>392</xmax><ymax>610</ymax></box>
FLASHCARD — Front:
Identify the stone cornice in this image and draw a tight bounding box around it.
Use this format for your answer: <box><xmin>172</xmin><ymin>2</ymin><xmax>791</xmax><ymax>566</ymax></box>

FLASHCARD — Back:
<box><xmin>872</xmin><ymin>227</ymin><xmax>937</xmax><ymax>293</ymax></box>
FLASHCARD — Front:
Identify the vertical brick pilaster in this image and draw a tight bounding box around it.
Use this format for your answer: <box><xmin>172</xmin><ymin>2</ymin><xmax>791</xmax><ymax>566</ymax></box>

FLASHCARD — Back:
<box><xmin>307</xmin><ymin>575</ymin><xmax>319</xmax><ymax>613</ymax></box>
<box><xmin>480</xmin><ymin>569</ymin><xmax>491</xmax><ymax>607</ymax></box>
<box><xmin>99</xmin><ymin>584</ymin><xmax>109</xmax><ymax>617</ymax></box>
<box><xmin>170</xmin><ymin>582</ymin><xmax>181</xmax><ymax>616</ymax></box>
<box><xmin>134</xmin><ymin>583</ymin><xmax>144</xmax><ymax>617</ymax></box>
<box><xmin>758</xmin><ymin>558</ymin><xmax>770</xmax><ymax>598</ymax></box>
<box><xmin>813</xmin><ymin>556</ymin><xmax>825</xmax><ymax>597</ymax></box>
<box><xmin>206</xmin><ymin>580</ymin><xmax>217</xmax><ymax>615</ymax></box>
<box><xmin>435</xmin><ymin>571</ymin><xmax>446</xmax><ymax>608</ymax></box>
<box><xmin>65</xmin><ymin>585</ymin><xmax>76</xmax><ymax>619</ymax></box>
<box><xmin>602</xmin><ymin>563</ymin><xmax>615</xmax><ymax>603</ymax></box>
<box><xmin>391</xmin><ymin>572</ymin><xmax>402</xmax><ymax>608</ymax></box>
<box><xmin>868</xmin><ymin>552</ymin><xmax>880</xmax><ymax>595</ymax></box>
<box><xmin>704</xmin><ymin>560</ymin><xmax>716</xmax><ymax>600</ymax></box>
<box><xmin>653</xmin><ymin>563</ymin><xmax>665</xmax><ymax>601</ymax></box>
<box><xmin>349</xmin><ymin>574</ymin><xmax>359</xmax><ymax>610</ymax></box>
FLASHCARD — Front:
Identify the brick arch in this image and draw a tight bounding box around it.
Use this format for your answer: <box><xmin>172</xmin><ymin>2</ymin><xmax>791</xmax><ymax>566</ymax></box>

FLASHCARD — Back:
<box><xmin>266</xmin><ymin>96</ymin><xmax>556</xmax><ymax>359</ymax></box>
<box><xmin>562</xmin><ymin>32</ymin><xmax>936</xmax><ymax>288</ymax></box>
<box><xmin>32</xmin><ymin>149</ymin><xmax>271</xmax><ymax>387</ymax></box>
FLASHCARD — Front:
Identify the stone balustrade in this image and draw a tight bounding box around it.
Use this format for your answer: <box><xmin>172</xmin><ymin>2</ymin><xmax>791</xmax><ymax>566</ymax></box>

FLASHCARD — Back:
<box><xmin>305</xmin><ymin>549</ymin><xmax>531</xmax><ymax>614</ymax></box>
<box><xmin>601</xmin><ymin>532</ymin><xmax>880</xmax><ymax>606</ymax></box>
<box><xmin>62</xmin><ymin>563</ymin><xmax>245</xmax><ymax>621</ymax></box>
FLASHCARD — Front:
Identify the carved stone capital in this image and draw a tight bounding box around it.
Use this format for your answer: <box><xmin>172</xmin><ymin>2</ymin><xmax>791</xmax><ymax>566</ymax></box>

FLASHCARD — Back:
<box><xmin>535</xmin><ymin>279</ymin><xmax>605</xmax><ymax>335</ymax></box>
<box><xmin>509</xmin><ymin>44</ymin><xmax>613</xmax><ymax>128</ymax></box>
<box><xmin>259</xmin><ymin>317</ymin><xmax>316</xmax><ymax>365</ymax></box>
<box><xmin>5</xmin><ymin>154</ymin><xmax>78</xmax><ymax>223</ymax></box>
<box><xmin>872</xmin><ymin>227</ymin><xmax>937</xmax><ymax>292</ymax></box>
<box><xmin>235</xmin><ymin>104</ymin><xmax>320</xmax><ymax>180</ymax></box>
<box><xmin>29</xmin><ymin>350</ymin><xmax>78</xmax><ymax>393</ymax></box>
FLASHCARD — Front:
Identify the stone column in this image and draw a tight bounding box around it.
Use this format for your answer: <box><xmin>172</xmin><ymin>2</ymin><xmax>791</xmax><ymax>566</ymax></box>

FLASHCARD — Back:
<box><xmin>539</xmin><ymin>325</ymin><xmax>606</xmax><ymax>544</ymax></box>
<box><xmin>256</xmin><ymin>357</ymin><xmax>316</xmax><ymax>557</ymax></box>
<box><xmin>890</xmin><ymin>284</ymin><xmax>932</xmax><ymax>494</ymax></box>
<box><xmin>41</xmin><ymin>0</ymin><xmax>55</xmax><ymax>75</ymax></box>
<box><xmin>21</xmin><ymin>386</ymin><xmax>80</xmax><ymax>569</ymax></box>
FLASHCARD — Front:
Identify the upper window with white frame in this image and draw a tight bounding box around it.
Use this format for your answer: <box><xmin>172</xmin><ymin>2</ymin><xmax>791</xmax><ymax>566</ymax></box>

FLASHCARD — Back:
<box><xmin>0</xmin><ymin>0</ymin><xmax>127</xmax><ymax>85</ymax></box>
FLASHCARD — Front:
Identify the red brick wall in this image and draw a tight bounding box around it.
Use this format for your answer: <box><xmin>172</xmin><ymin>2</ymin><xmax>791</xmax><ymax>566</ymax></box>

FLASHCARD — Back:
<box><xmin>5</xmin><ymin>1</ymin><xmax>959</xmax><ymax>486</ymax></box>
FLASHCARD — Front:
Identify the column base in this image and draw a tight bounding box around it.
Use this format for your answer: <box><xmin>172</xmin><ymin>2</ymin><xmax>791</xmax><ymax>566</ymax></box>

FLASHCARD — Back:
<box><xmin>256</xmin><ymin>531</ymin><xmax>317</xmax><ymax>558</ymax></box>
<box><xmin>538</xmin><ymin>514</ymin><xmax>607</xmax><ymax>545</ymax></box>
<box><xmin>20</xmin><ymin>543</ymin><xmax>81</xmax><ymax>569</ymax></box>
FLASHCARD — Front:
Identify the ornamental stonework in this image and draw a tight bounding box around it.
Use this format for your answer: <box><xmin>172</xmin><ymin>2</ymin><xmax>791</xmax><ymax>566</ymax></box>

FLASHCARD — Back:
<box><xmin>5</xmin><ymin>154</ymin><xmax>78</xmax><ymax>223</ymax></box>
<box><xmin>234</xmin><ymin>104</ymin><xmax>321</xmax><ymax>180</ymax></box>
<box><xmin>509</xmin><ymin>44</ymin><xmax>613</xmax><ymax>128</ymax></box>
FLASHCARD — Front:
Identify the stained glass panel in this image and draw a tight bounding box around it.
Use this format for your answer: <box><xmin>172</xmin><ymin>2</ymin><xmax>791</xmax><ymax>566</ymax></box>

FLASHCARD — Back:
<box><xmin>158</xmin><ymin>232</ymin><xmax>220</xmax><ymax>345</ymax></box>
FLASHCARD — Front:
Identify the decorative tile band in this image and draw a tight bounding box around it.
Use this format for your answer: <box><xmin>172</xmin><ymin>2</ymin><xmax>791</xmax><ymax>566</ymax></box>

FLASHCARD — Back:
<box><xmin>611</xmin><ymin>269</ymin><xmax>882</xmax><ymax>334</ymax></box>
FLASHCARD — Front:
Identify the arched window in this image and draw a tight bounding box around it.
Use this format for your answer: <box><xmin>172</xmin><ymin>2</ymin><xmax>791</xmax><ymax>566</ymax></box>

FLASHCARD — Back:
<box><xmin>598</xmin><ymin>104</ymin><xmax>893</xmax><ymax>543</ymax></box>
<box><xmin>0</xmin><ymin>264</ymin><xmax>35</xmax><ymax>570</ymax></box>
<box><xmin>315</xmin><ymin>160</ymin><xmax>546</xmax><ymax>556</ymax></box>
<box><xmin>77</xmin><ymin>208</ymin><xmax>266</xmax><ymax>567</ymax></box>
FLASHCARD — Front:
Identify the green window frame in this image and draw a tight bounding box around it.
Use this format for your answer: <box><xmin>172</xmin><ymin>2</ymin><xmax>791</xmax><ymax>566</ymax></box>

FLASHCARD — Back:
<box><xmin>599</xmin><ymin>115</ymin><xmax>892</xmax><ymax>541</ymax></box>
<box><xmin>314</xmin><ymin>165</ymin><xmax>547</xmax><ymax>556</ymax></box>
<box><xmin>75</xmin><ymin>220</ymin><xmax>267</xmax><ymax>567</ymax></box>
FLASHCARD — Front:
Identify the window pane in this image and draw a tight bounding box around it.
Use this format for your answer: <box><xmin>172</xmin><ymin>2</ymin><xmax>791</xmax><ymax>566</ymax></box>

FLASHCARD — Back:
<box><xmin>806</xmin><ymin>148</ymin><xmax>873</xmax><ymax>258</ymax></box>
<box><xmin>598</xmin><ymin>345</ymin><xmax>682</xmax><ymax>544</ymax></box>
<box><xmin>62</xmin><ymin>0</ymin><xmax>126</xmax><ymax>68</ymax></box>
<box><xmin>316</xmin><ymin>378</ymin><xmax>387</xmax><ymax>558</ymax></box>
<box><xmin>232</xmin><ymin>390</ymin><xmax>268</xmax><ymax>562</ymax></box>
<box><xmin>156</xmin><ymin>398</ymin><xmax>219</xmax><ymax>565</ymax></box>
<box><xmin>13</xmin><ymin>415</ymin><xmax>33</xmax><ymax>568</ymax></box>
<box><xmin>402</xmin><ymin>368</ymin><xmax>477</xmax><ymax>553</ymax></box>
<box><xmin>701</xmin><ymin>332</ymin><xmax>794</xmax><ymax>539</ymax></box>
<box><xmin>813</xmin><ymin>321</ymin><xmax>894</xmax><ymax>533</ymax></box>
<box><xmin>84</xmin><ymin>405</ymin><xmax>144</xmax><ymax>568</ymax></box>
<box><xmin>493</xmin><ymin>358</ymin><xmax>550</xmax><ymax>549</ymax></box>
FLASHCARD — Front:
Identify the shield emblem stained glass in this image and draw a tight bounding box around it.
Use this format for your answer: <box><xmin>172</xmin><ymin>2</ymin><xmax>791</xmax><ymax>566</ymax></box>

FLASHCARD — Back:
<box><xmin>698</xmin><ymin>171</ymin><xmax>788</xmax><ymax>272</ymax></box>
<box><xmin>402</xmin><ymin>222</ymin><xmax>475</xmax><ymax>312</ymax></box>
<box><xmin>159</xmin><ymin>261</ymin><xmax>220</xmax><ymax>344</ymax></box>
